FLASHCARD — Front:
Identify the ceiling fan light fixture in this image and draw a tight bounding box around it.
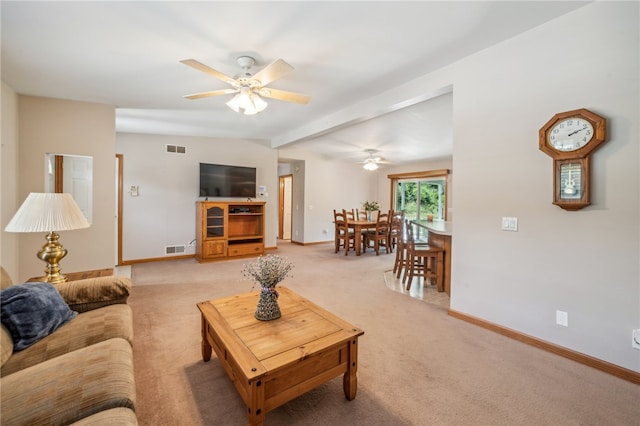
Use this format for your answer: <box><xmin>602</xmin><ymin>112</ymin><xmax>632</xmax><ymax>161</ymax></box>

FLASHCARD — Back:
<box><xmin>226</xmin><ymin>88</ymin><xmax>268</xmax><ymax>115</ymax></box>
<box><xmin>251</xmin><ymin>93</ymin><xmax>268</xmax><ymax>112</ymax></box>
<box><xmin>363</xmin><ymin>160</ymin><xmax>379</xmax><ymax>171</ymax></box>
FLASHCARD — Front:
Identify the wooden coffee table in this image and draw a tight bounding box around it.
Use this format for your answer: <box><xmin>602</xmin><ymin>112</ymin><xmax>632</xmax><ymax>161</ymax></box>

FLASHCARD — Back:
<box><xmin>197</xmin><ymin>287</ymin><xmax>364</xmax><ymax>425</ymax></box>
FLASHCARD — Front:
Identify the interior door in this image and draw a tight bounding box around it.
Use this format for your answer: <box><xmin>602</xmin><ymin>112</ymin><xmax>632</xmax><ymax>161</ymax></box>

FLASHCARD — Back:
<box><xmin>279</xmin><ymin>175</ymin><xmax>292</xmax><ymax>240</ymax></box>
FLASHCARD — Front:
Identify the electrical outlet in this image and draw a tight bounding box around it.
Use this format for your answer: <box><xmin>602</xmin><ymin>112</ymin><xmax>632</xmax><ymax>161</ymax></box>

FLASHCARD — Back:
<box><xmin>632</xmin><ymin>329</ymin><xmax>640</xmax><ymax>349</ymax></box>
<box><xmin>556</xmin><ymin>310</ymin><xmax>568</xmax><ymax>327</ymax></box>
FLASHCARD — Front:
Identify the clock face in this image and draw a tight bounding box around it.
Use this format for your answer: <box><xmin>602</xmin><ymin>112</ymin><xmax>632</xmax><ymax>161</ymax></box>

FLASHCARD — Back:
<box><xmin>548</xmin><ymin>117</ymin><xmax>594</xmax><ymax>152</ymax></box>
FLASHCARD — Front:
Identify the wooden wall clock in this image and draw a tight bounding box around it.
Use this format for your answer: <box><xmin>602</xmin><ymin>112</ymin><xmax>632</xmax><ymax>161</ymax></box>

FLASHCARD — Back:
<box><xmin>539</xmin><ymin>108</ymin><xmax>607</xmax><ymax>211</ymax></box>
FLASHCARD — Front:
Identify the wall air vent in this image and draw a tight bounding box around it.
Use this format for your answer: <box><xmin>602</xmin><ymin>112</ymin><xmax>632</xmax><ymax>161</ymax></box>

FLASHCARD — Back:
<box><xmin>165</xmin><ymin>245</ymin><xmax>186</xmax><ymax>255</ymax></box>
<box><xmin>166</xmin><ymin>145</ymin><xmax>186</xmax><ymax>154</ymax></box>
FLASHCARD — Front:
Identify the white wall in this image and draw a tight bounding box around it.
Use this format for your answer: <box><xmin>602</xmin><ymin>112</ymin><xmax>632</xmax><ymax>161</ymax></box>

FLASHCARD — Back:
<box><xmin>449</xmin><ymin>2</ymin><xmax>639</xmax><ymax>371</ymax></box>
<box><xmin>116</xmin><ymin>133</ymin><xmax>279</xmax><ymax>260</ymax></box>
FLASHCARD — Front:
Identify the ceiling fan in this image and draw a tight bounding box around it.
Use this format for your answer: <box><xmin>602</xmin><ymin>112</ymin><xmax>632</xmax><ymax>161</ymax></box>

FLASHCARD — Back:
<box><xmin>180</xmin><ymin>56</ymin><xmax>310</xmax><ymax>115</ymax></box>
<box><xmin>360</xmin><ymin>149</ymin><xmax>391</xmax><ymax>171</ymax></box>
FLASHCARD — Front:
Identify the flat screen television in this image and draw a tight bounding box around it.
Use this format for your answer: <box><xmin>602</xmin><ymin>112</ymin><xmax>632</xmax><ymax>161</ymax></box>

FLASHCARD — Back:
<box><xmin>199</xmin><ymin>163</ymin><xmax>257</xmax><ymax>198</ymax></box>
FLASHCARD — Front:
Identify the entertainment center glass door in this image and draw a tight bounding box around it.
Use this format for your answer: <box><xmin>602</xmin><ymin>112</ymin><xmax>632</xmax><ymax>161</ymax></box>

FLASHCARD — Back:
<box><xmin>206</xmin><ymin>206</ymin><xmax>225</xmax><ymax>238</ymax></box>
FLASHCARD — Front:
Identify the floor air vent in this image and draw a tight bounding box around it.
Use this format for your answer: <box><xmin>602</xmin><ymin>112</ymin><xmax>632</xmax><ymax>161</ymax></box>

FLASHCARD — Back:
<box><xmin>166</xmin><ymin>145</ymin><xmax>186</xmax><ymax>154</ymax></box>
<box><xmin>165</xmin><ymin>245</ymin><xmax>186</xmax><ymax>255</ymax></box>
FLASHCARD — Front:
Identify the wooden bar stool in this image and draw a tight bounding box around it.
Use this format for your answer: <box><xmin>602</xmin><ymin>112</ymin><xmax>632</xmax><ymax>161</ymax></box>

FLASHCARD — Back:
<box><xmin>388</xmin><ymin>210</ymin><xmax>405</xmax><ymax>252</ymax></box>
<box><xmin>393</xmin><ymin>220</ymin><xmax>428</xmax><ymax>279</ymax></box>
<box><xmin>392</xmin><ymin>227</ymin><xmax>407</xmax><ymax>278</ymax></box>
<box><xmin>402</xmin><ymin>221</ymin><xmax>444</xmax><ymax>291</ymax></box>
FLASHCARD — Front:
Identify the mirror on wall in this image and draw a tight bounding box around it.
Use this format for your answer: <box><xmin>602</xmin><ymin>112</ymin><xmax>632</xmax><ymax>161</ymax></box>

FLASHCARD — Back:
<box><xmin>45</xmin><ymin>153</ymin><xmax>93</xmax><ymax>223</ymax></box>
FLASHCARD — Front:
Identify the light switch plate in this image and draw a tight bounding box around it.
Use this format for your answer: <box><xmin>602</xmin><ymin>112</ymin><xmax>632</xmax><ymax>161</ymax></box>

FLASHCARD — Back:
<box><xmin>501</xmin><ymin>217</ymin><xmax>518</xmax><ymax>231</ymax></box>
<box><xmin>556</xmin><ymin>310</ymin><xmax>568</xmax><ymax>327</ymax></box>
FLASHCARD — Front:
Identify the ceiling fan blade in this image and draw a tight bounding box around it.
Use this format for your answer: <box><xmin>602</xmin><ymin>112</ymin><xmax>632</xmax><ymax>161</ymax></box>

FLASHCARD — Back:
<box><xmin>258</xmin><ymin>87</ymin><xmax>310</xmax><ymax>104</ymax></box>
<box><xmin>184</xmin><ymin>89</ymin><xmax>238</xmax><ymax>100</ymax></box>
<box><xmin>252</xmin><ymin>59</ymin><xmax>294</xmax><ymax>86</ymax></box>
<box><xmin>359</xmin><ymin>154</ymin><xmax>390</xmax><ymax>164</ymax></box>
<box><xmin>180</xmin><ymin>59</ymin><xmax>237</xmax><ymax>85</ymax></box>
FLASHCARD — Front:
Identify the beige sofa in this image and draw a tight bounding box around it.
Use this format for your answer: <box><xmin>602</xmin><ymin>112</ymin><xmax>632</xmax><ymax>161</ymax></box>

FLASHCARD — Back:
<box><xmin>0</xmin><ymin>267</ymin><xmax>137</xmax><ymax>425</ymax></box>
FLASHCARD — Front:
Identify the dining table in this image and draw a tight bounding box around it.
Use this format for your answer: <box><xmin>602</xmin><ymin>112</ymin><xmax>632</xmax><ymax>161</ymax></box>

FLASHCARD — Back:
<box><xmin>346</xmin><ymin>219</ymin><xmax>377</xmax><ymax>256</ymax></box>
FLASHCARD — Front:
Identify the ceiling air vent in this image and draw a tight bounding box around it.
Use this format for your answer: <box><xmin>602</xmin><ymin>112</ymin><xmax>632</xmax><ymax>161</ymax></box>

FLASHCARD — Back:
<box><xmin>166</xmin><ymin>145</ymin><xmax>186</xmax><ymax>154</ymax></box>
<box><xmin>165</xmin><ymin>245</ymin><xmax>186</xmax><ymax>255</ymax></box>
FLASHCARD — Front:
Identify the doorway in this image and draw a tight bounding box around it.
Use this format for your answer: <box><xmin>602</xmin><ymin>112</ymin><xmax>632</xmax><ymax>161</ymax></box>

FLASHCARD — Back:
<box><xmin>116</xmin><ymin>154</ymin><xmax>123</xmax><ymax>266</ymax></box>
<box><xmin>279</xmin><ymin>174</ymin><xmax>292</xmax><ymax>240</ymax></box>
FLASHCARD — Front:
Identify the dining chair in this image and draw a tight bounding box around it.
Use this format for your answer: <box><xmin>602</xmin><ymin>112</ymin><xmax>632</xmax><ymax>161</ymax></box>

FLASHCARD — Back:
<box><xmin>345</xmin><ymin>209</ymin><xmax>355</xmax><ymax>220</ymax></box>
<box><xmin>355</xmin><ymin>209</ymin><xmax>370</xmax><ymax>250</ymax></box>
<box><xmin>402</xmin><ymin>220</ymin><xmax>443</xmax><ymax>291</ymax></box>
<box><xmin>356</xmin><ymin>209</ymin><xmax>368</xmax><ymax>220</ymax></box>
<box><xmin>363</xmin><ymin>210</ymin><xmax>391</xmax><ymax>255</ymax></box>
<box><xmin>333</xmin><ymin>209</ymin><xmax>356</xmax><ymax>255</ymax></box>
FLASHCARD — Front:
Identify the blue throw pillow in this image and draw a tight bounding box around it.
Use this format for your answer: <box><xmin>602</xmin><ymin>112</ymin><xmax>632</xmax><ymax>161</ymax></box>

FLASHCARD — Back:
<box><xmin>1</xmin><ymin>282</ymin><xmax>78</xmax><ymax>351</ymax></box>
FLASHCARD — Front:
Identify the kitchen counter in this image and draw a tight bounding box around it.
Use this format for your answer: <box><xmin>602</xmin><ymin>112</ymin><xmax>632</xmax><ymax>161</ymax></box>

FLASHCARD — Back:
<box><xmin>413</xmin><ymin>220</ymin><xmax>452</xmax><ymax>236</ymax></box>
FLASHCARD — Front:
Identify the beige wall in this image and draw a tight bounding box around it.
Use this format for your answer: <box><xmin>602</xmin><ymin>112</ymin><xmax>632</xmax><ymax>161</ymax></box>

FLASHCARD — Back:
<box><xmin>1</xmin><ymin>82</ymin><xmax>20</xmax><ymax>280</ymax></box>
<box><xmin>7</xmin><ymin>96</ymin><xmax>116</xmax><ymax>282</ymax></box>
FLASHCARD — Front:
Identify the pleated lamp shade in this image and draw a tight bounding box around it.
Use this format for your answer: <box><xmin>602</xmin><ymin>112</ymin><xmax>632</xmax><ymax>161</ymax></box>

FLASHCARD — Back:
<box><xmin>5</xmin><ymin>193</ymin><xmax>90</xmax><ymax>233</ymax></box>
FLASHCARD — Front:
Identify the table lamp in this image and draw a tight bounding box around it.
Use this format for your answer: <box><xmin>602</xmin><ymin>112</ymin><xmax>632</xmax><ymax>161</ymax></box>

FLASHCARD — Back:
<box><xmin>4</xmin><ymin>193</ymin><xmax>90</xmax><ymax>284</ymax></box>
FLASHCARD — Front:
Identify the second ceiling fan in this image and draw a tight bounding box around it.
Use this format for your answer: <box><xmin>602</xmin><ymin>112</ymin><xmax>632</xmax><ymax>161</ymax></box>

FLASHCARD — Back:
<box><xmin>181</xmin><ymin>56</ymin><xmax>310</xmax><ymax>115</ymax></box>
<box><xmin>360</xmin><ymin>149</ymin><xmax>391</xmax><ymax>170</ymax></box>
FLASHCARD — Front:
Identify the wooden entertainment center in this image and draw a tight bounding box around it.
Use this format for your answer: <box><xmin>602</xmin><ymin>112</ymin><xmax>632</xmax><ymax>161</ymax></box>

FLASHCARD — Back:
<box><xmin>195</xmin><ymin>201</ymin><xmax>265</xmax><ymax>262</ymax></box>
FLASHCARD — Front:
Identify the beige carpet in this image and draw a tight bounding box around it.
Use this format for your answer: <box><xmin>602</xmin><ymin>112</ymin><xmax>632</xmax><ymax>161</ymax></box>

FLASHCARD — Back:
<box><xmin>129</xmin><ymin>242</ymin><xmax>639</xmax><ymax>425</ymax></box>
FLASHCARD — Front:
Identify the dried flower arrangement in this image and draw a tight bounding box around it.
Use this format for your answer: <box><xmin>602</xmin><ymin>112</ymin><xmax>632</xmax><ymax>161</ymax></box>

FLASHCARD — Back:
<box><xmin>242</xmin><ymin>254</ymin><xmax>294</xmax><ymax>293</ymax></box>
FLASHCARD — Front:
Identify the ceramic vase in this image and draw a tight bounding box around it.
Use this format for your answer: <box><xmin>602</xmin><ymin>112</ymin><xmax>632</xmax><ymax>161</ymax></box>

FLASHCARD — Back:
<box><xmin>255</xmin><ymin>287</ymin><xmax>281</xmax><ymax>321</ymax></box>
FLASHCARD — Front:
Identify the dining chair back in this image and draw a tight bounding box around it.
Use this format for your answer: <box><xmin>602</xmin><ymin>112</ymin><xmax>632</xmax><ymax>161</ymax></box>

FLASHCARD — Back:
<box><xmin>364</xmin><ymin>210</ymin><xmax>391</xmax><ymax>255</ymax></box>
<box><xmin>356</xmin><ymin>209</ymin><xmax>368</xmax><ymax>220</ymax></box>
<box><xmin>345</xmin><ymin>209</ymin><xmax>355</xmax><ymax>220</ymax></box>
<box><xmin>333</xmin><ymin>209</ymin><xmax>356</xmax><ymax>255</ymax></box>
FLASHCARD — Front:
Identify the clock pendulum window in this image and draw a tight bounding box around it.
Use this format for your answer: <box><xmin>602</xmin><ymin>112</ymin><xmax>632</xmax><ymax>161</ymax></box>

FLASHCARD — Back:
<box><xmin>539</xmin><ymin>108</ymin><xmax>607</xmax><ymax>211</ymax></box>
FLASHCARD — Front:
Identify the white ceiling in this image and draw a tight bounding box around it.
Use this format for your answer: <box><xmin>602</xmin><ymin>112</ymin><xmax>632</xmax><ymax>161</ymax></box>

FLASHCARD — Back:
<box><xmin>1</xmin><ymin>1</ymin><xmax>587</xmax><ymax>166</ymax></box>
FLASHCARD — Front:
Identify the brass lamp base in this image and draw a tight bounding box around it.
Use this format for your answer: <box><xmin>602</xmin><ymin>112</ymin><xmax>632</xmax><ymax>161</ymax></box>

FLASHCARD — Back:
<box><xmin>36</xmin><ymin>231</ymin><xmax>68</xmax><ymax>284</ymax></box>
